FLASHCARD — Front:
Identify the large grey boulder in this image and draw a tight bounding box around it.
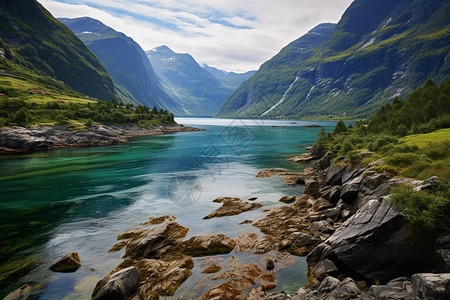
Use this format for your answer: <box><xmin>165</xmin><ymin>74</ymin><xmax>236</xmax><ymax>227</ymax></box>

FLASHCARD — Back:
<box><xmin>92</xmin><ymin>266</ymin><xmax>140</xmax><ymax>300</ymax></box>
<box><xmin>411</xmin><ymin>273</ymin><xmax>450</xmax><ymax>300</ymax></box>
<box><xmin>307</xmin><ymin>197</ymin><xmax>434</xmax><ymax>282</ymax></box>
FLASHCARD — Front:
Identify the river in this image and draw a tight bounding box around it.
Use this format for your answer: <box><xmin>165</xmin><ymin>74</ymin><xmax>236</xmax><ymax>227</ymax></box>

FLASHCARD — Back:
<box><xmin>0</xmin><ymin>118</ymin><xmax>336</xmax><ymax>299</ymax></box>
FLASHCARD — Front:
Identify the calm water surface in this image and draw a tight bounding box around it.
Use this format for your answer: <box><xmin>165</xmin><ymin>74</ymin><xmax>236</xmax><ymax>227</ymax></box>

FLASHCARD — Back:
<box><xmin>0</xmin><ymin>118</ymin><xmax>336</xmax><ymax>299</ymax></box>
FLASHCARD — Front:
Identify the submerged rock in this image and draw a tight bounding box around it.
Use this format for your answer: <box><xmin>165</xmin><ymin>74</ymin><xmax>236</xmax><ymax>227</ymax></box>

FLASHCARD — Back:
<box><xmin>202</xmin><ymin>264</ymin><xmax>223</xmax><ymax>274</ymax></box>
<box><xmin>255</xmin><ymin>169</ymin><xmax>285</xmax><ymax>178</ymax></box>
<box><xmin>49</xmin><ymin>252</ymin><xmax>81</xmax><ymax>273</ymax></box>
<box><xmin>3</xmin><ymin>284</ymin><xmax>31</xmax><ymax>300</ymax></box>
<box><xmin>203</xmin><ymin>197</ymin><xmax>262</xmax><ymax>219</ymax></box>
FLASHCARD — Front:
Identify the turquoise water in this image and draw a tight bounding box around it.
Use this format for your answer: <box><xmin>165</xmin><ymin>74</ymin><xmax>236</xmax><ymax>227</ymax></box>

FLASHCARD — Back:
<box><xmin>0</xmin><ymin>118</ymin><xmax>336</xmax><ymax>299</ymax></box>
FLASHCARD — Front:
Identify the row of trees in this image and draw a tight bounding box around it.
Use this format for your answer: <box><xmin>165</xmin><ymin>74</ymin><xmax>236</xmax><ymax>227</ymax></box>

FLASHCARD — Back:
<box><xmin>0</xmin><ymin>98</ymin><xmax>175</xmax><ymax>127</ymax></box>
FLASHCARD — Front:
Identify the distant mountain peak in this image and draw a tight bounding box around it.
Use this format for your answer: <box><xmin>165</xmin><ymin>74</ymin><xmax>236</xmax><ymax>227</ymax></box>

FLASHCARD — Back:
<box><xmin>152</xmin><ymin>45</ymin><xmax>173</xmax><ymax>52</ymax></box>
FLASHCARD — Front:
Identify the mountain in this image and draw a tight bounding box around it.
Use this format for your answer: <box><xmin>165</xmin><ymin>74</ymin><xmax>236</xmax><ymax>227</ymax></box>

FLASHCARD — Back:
<box><xmin>217</xmin><ymin>0</ymin><xmax>450</xmax><ymax>119</ymax></box>
<box><xmin>0</xmin><ymin>0</ymin><xmax>116</xmax><ymax>101</ymax></box>
<box><xmin>202</xmin><ymin>64</ymin><xmax>256</xmax><ymax>90</ymax></box>
<box><xmin>59</xmin><ymin>17</ymin><xmax>182</xmax><ymax>111</ymax></box>
<box><xmin>146</xmin><ymin>46</ymin><xmax>231</xmax><ymax>116</ymax></box>
<box><xmin>215</xmin><ymin>23</ymin><xmax>336</xmax><ymax>118</ymax></box>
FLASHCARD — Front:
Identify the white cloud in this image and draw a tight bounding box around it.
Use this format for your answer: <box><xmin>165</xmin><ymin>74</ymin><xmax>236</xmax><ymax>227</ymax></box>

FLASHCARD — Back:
<box><xmin>38</xmin><ymin>0</ymin><xmax>354</xmax><ymax>72</ymax></box>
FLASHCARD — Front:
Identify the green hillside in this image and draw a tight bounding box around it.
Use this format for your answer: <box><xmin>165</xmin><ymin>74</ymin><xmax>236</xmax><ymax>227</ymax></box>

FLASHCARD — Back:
<box><xmin>0</xmin><ymin>0</ymin><xmax>117</xmax><ymax>101</ymax></box>
<box><xmin>318</xmin><ymin>78</ymin><xmax>450</xmax><ymax>231</ymax></box>
<box><xmin>217</xmin><ymin>0</ymin><xmax>450</xmax><ymax>119</ymax></box>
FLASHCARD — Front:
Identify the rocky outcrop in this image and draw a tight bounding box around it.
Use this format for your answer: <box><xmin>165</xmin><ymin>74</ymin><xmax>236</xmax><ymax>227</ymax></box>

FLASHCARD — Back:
<box><xmin>0</xmin><ymin>124</ymin><xmax>202</xmax><ymax>154</ymax></box>
<box><xmin>92</xmin><ymin>266</ymin><xmax>140</xmax><ymax>300</ymax></box>
<box><xmin>124</xmin><ymin>222</ymin><xmax>188</xmax><ymax>259</ymax></box>
<box><xmin>49</xmin><ymin>252</ymin><xmax>81</xmax><ymax>273</ymax></box>
<box><xmin>203</xmin><ymin>197</ymin><xmax>262</xmax><ymax>219</ymax></box>
<box><xmin>182</xmin><ymin>234</ymin><xmax>236</xmax><ymax>256</ymax></box>
<box><xmin>256</xmin><ymin>167</ymin><xmax>316</xmax><ymax>185</ymax></box>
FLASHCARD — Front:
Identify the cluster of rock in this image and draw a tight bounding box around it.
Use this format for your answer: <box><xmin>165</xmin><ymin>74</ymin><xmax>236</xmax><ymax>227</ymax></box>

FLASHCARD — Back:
<box><xmin>0</xmin><ymin>124</ymin><xmax>202</xmax><ymax>154</ymax></box>
<box><xmin>263</xmin><ymin>144</ymin><xmax>450</xmax><ymax>299</ymax></box>
<box><xmin>91</xmin><ymin>217</ymin><xmax>240</xmax><ymax>300</ymax></box>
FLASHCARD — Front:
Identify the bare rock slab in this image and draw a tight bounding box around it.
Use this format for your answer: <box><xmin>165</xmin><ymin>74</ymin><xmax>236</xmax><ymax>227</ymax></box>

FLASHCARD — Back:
<box><xmin>203</xmin><ymin>197</ymin><xmax>262</xmax><ymax>219</ymax></box>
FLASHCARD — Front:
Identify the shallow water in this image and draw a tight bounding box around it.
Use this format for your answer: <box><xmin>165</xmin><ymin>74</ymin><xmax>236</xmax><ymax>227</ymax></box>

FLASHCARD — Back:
<box><xmin>0</xmin><ymin>118</ymin><xmax>336</xmax><ymax>299</ymax></box>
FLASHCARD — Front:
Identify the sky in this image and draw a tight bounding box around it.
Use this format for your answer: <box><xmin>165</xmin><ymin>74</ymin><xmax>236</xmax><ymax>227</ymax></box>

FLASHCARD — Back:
<box><xmin>38</xmin><ymin>0</ymin><xmax>354</xmax><ymax>73</ymax></box>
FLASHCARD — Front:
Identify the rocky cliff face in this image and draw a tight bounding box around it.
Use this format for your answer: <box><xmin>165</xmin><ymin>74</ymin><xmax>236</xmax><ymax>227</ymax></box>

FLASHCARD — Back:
<box><xmin>217</xmin><ymin>0</ymin><xmax>450</xmax><ymax>119</ymax></box>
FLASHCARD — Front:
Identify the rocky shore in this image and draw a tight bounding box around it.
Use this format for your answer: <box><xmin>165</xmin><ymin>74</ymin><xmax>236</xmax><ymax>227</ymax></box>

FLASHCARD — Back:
<box><xmin>6</xmin><ymin>143</ymin><xmax>448</xmax><ymax>300</ymax></box>
<box><xmin>0</xmin><ymin>123</ymin><xmax>203</xmax><ymax>154</ymax></box>
<box><xmin>262</xmin><ymin>145</ymin><xmax>450</xmax><ymax>300</ymax></box>
<box><xmin>82</xmin><ymin>145</ymin><xmax>448</xmax><ymax>299</ymax></box>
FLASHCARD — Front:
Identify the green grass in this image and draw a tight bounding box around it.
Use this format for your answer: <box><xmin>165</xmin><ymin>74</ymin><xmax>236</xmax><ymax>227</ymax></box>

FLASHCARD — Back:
<box><xmin>401</xmin><ymin>128</ymin><xmax>450</xmax><ymax>148</ymax></box>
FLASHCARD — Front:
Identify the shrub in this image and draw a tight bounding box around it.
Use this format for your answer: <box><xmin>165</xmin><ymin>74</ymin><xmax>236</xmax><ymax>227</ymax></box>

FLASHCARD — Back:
<box><xmin>342</xmin><ymin>141</ymin><xmax>353</xmax><ymax>153</ymax></box>
<box><xmin>390</xmin><ymin>185</ymin><xmax>450</xmax><ymax>232</ymax></box>
<box><xmin>387</xmin><ymin>153</ymin><xmax>421</xmax><ymax>166</ymax></box>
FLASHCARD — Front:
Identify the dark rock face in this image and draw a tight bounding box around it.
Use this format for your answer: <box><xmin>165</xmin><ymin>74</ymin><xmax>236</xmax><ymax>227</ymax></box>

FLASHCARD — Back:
<box><xmin>411</xmin><ymin>273</ymin><xmax>450</xmax><ymax>300</ymax></box>
<box><xmin>307</xmin><ymin>198</ymin><xmax>435</xmax><ymax>282</ymax></box>
<box><xmin>92</xmin><ymin>266</ymin><xmax>140</xmax><ymax>300</ymax></box>
<box><xmin>49</xmin><ymin>252</ymin><xmax>81</xmax><ymax>273</ymax></box>
<box><xmin>323</xmin><ymin>164</ymin><xmax>346</xmax><ymax>186</ymax></box>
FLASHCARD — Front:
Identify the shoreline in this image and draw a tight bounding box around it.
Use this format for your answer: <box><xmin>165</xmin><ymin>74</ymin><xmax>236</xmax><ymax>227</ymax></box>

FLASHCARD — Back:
<box><xmin>0</xmin><ymin>123</ymin><xmax>204</xmax><ymax>155</ymax></box>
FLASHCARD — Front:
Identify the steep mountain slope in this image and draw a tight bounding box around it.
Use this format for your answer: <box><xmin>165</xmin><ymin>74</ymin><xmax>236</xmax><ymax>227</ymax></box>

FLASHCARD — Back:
<box><xmin>202</xmin><ymin>64</ymin><xmax>256</xmax><ymax>90</ymax></box>
<box><xmin>0</xmin><ymin>0</ymin><xmax>116</xmax><ymax>101</ymax></box>
<box><xmin>216</xmin><ymin>23</ymin><xmax>336</xmax><ymax>118</ymax></box>
<box><xmin>146</xmin><ymin>46</ymin><xmax>231</xmax><ymax>116</ymax></box>
<box><xmin>218</xmin><ymin>0</ymin><xmax>450</xmax><ymax>119</ymax></box>
<box><xmin>60</xmin><ymin>17</ymin><xmax>182</xmax><ymax>111</ymax></box>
